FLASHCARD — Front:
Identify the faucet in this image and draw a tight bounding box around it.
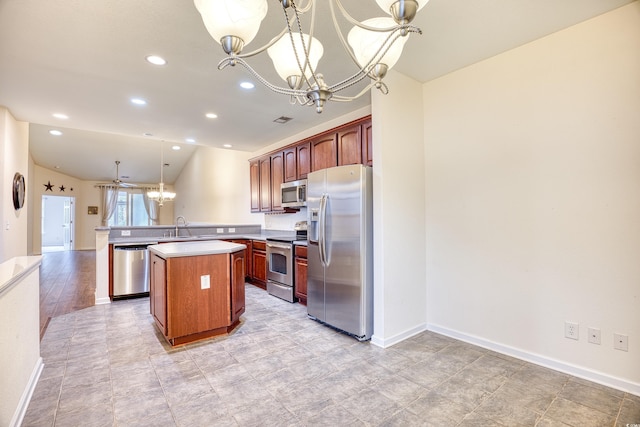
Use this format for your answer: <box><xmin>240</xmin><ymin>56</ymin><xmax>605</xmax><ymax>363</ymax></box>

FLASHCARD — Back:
<box><xmin>175</xmin><ymin>216</ymin><xmax>187</xmax><ymax>237</ymax></box>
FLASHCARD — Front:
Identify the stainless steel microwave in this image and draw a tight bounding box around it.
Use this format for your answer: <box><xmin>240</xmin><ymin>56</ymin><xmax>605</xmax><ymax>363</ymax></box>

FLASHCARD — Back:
<box><xmin>281</xmin><ymin>179</ymin><xmax>307</xmax><ymax>208</ymax></box>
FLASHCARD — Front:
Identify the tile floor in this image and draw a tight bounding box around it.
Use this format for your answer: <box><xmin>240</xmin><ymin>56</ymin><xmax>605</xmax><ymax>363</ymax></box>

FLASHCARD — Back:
<box><xmin>23</xmin><ymin>285</ymin><xmax>640</xmax><ymax>426</ymax></box>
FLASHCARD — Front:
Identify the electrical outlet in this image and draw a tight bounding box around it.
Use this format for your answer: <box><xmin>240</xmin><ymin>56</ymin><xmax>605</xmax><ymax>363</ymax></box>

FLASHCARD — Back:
<box><xmin>587</xmin><ymin>327</ymin><xmax>601</xmax><ymax>345</ymax></box>
<box><xmin>614</xmin><ymin>333</ymin><xmax>628</xmax><ymax>351</ymax></box>
<box><xmin>121</xmin><ymin>230</ymin><xmax>131</xmax><ymax>236</ymax></box>
<box><xmin>200</xmin><ymin>275</ymin><xmax>210</xmax><ymax>290</ymax></box>
<box><xmin>228</xmin><ymin>227</ymin><xmax>236</xmax><ymax>233</ymax></box>
<box><xmin>565</xmin><ymin>322</ymin><xmax>579</xmax><ymax>340</ymax></box>
<box><xmin>217</xmin><ymin>228</ymin><xmax>224</xmax><ymax>233</ymax></box>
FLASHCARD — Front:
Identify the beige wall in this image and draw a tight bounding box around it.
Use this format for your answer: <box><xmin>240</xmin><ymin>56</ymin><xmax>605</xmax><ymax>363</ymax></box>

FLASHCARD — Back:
<box><xmin>423</xmin><ymin>2</ymin><xmax>640</xmax><ymax>392</ymax></box>
<box><xmin>0</xmin><ymin>107</ymin><xmax>29</xmax><ymax>262</ymax></box>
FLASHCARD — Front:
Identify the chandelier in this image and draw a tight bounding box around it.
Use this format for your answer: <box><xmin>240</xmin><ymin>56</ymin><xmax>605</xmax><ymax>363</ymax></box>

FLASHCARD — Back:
<box><xmin>193</xmin><ymin>0</ymin><xmax>426</xmax><ymax>113</ymax></box>
<box><xmin>147</xmin><ymin>142</ymin><xmax>176</xmax><ymax>207</ymax></box>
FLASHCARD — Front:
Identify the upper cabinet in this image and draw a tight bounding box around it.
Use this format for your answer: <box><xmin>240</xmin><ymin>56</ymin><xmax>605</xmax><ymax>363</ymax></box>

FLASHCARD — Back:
<box><xmin>249</xmin><ymin>115</ymin><xmax>371</xmax><ymax>213</ymax></box>
<box><xmin>270</xmin><ymin>152</ymin><xmax>284</xmax><ymax>212</ymax></box>
<box><xmin>363</xmin><ymin>119</ymin><xmax>373</xmax><ymax>167</ymax></box>
<box><xmin>259</xmin><ymin>156</ymin><xmax>271</xmax><ymax>212</ymax></box>
<box><xmin>249</xmin><ymin>160</ymin><xmax>260</xmax><ymax>212</ymax></box>
<box><xmin>337</xmin><ymin>124</ymin><xmax>362</xmax><ymax>166</ymax></box>
<box><xmin>283</xmin><ymin>147</ymin><xmax>297</xmax><ymax>183</ymax></box>
<box><xmin>311</xmin><ymin>133</ymin><xmax>338</xmax><ymax>172</ymax></box>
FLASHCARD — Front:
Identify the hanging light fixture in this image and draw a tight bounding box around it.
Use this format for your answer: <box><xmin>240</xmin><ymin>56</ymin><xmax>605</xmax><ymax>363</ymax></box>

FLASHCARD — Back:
<box><xmin>193</xmin><ymin>0</ymin><xmax>426</xmax><ymax>113</ymax></box>
<box><xmin>147</xmin><ymin>142</ymin><xmax>176</xmax><ymax>207</ymax></box>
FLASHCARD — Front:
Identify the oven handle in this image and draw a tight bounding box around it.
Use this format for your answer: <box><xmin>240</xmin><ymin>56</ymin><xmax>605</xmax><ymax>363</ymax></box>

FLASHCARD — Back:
<box><xmin>319</xmin><ymin>193</ymin><xmax>328</xmax><ymax>267</ymax></box>
<box><xmin>266</xmin><ymin>242</ymin><xmax>292</xmax><ymax>251</ymax></box>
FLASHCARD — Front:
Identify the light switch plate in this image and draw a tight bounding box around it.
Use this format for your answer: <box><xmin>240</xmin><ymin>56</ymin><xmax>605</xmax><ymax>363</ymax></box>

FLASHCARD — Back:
<box><xmin>121</xmin><ymin>230</ymin><xmax>131</xmax><ymax>236</ymax></box>
<box><xmin>217</xmin><ymin>228</ymin><xmax>224</xmax><ymax>233</ymax></box>
<box><xmin>228</xmin><ymin>227</ymin><xmax>236</xmax><ymax>233</ymax></box>
<box><xmin>200</xmin><ymin>275</ymin><xmax>210</xmax><ymax>290</ymax></box>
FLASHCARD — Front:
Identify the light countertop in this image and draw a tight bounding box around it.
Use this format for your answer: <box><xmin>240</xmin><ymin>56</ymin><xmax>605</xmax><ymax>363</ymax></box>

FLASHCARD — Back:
<box><xmin>148</xmin><ymin>240</ymin><xmax>246</xmax><ymax>258</ymax></box>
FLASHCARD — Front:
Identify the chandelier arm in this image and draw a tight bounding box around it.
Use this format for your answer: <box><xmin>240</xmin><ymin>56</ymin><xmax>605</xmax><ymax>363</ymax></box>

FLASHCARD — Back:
<box><xmin>286</xmin><ymin>1</ymin><xmax>317</xmax><ymax>91</ymax></box>
<box><xmin>328</xmin><ymin>0</ymin><xmax>361</xmax><ymax>71</ymax></box>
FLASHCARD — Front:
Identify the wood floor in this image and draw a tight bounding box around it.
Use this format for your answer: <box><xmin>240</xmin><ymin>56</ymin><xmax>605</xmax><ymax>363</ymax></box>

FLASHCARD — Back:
<box><xmin>39</xmin><ymin>250</ymin><xmax>96</xmax><ymax>338</ymax></box>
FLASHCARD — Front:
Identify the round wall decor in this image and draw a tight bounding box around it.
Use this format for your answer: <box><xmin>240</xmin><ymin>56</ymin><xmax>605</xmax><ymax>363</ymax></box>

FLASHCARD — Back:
<box><xmin>13</xmin><ymin>172</ymin><xmax>25</xmax><ymax>210</ymax></box>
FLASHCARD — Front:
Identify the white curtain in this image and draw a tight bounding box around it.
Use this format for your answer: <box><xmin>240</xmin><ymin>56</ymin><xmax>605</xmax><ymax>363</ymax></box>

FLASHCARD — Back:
<box><xmin>142</xmin><ymin>188</ymin><xmax>159</xmax><ymax>225</ymax></box>
<box><xmin>97</xmin><ymin>185</ymin><xmax>119</xmax><ymax>226</ymax></box>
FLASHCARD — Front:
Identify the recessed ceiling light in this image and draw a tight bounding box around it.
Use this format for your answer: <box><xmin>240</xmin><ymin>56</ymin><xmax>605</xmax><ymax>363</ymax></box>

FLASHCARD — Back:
<box><xmin>52</xmin><ymin>113</ymin><xmax>68</xmax><ymax>120</ymax></box>
<box><xmin>240</xmin><ymin>81</ymin><xmax>255</xmax><ymax>90</ymax></box>
<box><xmin>145</xmin><ymin>55</ymin><xmax>167</xmax><ymax>66</ymax></box>
<box><xmin>223</xmin><ymin>144</ymin><xmax>232</xmax><ymax>148</ymax></box>
<box><xmin>172</xmin><ymin>145</ymin><xmax>181</xmax><ymax>151</ymax></box>
<box><xmin>185</xmin><ymin>138</ymin><xmax>196</xmax><ymax>143</ymax></box>
<box><xmin>49</xmin><ymin>130</ymin><xmax>63</xmax><ymax>136</ymax></box>
<box><xmin>131</xmin><ymin>98</ymin><xmax>147</xmax><ymax>105</ymax></box>
<box><xmin>205</xmin><ymin>113</ymin><xmax>218</xmax><ymax>119</ymax></box>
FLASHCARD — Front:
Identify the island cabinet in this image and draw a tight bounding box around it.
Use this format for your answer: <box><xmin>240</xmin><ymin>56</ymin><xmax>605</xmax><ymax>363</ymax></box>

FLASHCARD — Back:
<box><xmin>250</xmin><ymin>240</ymin><xmax>267</xmax><ymax>289</ymax></box>
<box><xmin>294</xmin><ymin>245</ymin><xmax>308</xmax><ymax>305</ymax></box>
<box><xmin>149</xmin><ymin>242</ymin><xmax>246</xmax><ymax>347</ymax></box>
<box><xmin>225</xmin><ymin>239</ymin><xmax>252</xmax><ymax>280</ymax></box>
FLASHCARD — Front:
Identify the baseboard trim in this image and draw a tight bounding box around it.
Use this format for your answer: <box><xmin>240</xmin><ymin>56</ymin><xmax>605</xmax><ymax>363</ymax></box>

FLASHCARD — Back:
<box><xmin>371</xmin><ymin>322</ymin><xmax>428</xmax><ymax>348</ymax></box>
<box><xmin>94</xmin><ymin>296</ymin><xmax>111</xmax><ymax>305</ymax></box>
<box><xmin>428</xmin><ymin>323</ymin><xmax>640</xmax><ymax>397</ymax></box>
<box><xmin>10</xmin><ymin>357</ymin><xmax>44</xmax><ymax>427</ymax></box>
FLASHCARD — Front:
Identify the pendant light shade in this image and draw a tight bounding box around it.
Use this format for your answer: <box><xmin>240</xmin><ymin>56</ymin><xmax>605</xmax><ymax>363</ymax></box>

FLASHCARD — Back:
<box><xmin>193</xmin><ymin>0</ymin><xmax>268</xmax><ymax>48</ymax></box>
<box><xmin>348</xmin><ymin>17</ymin><xmax>407</xmax><ymax>72</ymax></box>
<box><xmin>267</xmin><ymin>33</ymin><xmax>324</xmax><ymax>85</ymax></box>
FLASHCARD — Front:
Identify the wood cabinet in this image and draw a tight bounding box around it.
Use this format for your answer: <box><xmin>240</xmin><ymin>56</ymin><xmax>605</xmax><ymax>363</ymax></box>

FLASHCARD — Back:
<box><xmin>150</xmin><ymin>253</ymin><xmax>167</xmax><ymax>333</ymax></box>
<box><xmin>249</xmin><ymin>160</ymin><xmax>260</xmax><ymax>212</ymax></box>
<box><xmin>149</xmin><ymin>249</ymin><xmax>245</xmax><ymax>346</ymax></box>
<box><xmin>363</xmin><ymin>119</ymin><xmax>373</xmax><ymax>167</ymax></box>
<box><xmin>297</xmin><ymin>142</ymin><xmax>311</xmax><ymax>179</ymax></box>
<box><xmin>294</xmin><ymin>245</ymin><xmax>308</xmax><ymax>305</ymax></box>
<box><xmin>226</xmin><ymin>239</ymin><xmax>252</xmax><ymax>279</ymax></box>
<box><xmin>337</xmin><ymin>124</ymin><xmax>362</xmax><ymax>166</ymax></box>
<box><xmin>284</xmin><ymin>147</ymin><xmax>297</xmax><ymax>183</ymax></box>
<box><xmin>259</xmin><ymin>156</ymin><xmax>271</xmax><ymax>212</ymax></box>
<box><xmin>270</xmin><ymin>152</ymin><xmax>284</xmax><ymax>211</ymax></box>
<box><xmin>248</xmin><ymin>115</ymin><xmax>371</xmax><ymax>212</ymax></box>
<box><xmin>311</xmin><ymin>133</ymin><xmax>338</xmax><ymax>172</ymax></box>
<box><xmin>251</xmin><ymin>240</ymin><xmax>267</xmax><ymax>289</ymax></box>
<box><xmin>230</xmin><ymin>250</ymin><xmax>245</xmax><ymax>324</ymax></box>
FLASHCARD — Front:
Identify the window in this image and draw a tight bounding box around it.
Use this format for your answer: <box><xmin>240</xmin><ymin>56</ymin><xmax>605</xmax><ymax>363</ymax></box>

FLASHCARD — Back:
<box><xmin>108</xmin><ymin>190</ymin><xmax>151</xmax><ymax>226</ymax></box>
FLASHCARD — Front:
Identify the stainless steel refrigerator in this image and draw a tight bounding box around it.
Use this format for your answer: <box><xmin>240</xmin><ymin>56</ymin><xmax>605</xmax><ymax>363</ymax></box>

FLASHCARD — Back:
<box><xmin>307</xmin><ymin>164</ymin><xmax>373</xmax><ymax>341</ymax></box>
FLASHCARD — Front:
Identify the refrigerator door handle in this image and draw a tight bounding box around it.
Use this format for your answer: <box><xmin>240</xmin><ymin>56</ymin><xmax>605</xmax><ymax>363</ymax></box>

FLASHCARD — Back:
<box><xmin>319</xmin><ymin>193</ymin><xmax>328</xmax><ymax>267</ymax></box>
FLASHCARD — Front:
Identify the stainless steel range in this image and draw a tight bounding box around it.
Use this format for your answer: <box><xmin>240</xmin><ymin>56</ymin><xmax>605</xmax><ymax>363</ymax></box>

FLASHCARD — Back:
<box><xmin>266</xmin><ymin>223</ymin><xmax>307</xmax><ymax>303</ymax></box>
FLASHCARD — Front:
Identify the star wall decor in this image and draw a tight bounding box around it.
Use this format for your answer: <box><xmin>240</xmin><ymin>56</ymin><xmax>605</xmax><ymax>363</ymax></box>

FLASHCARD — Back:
<box><xmin>59</xmin><ymin>185</ymin><xmax>66</xmax><ymax>192</ymax></box>
<box><xmin>44</xmin><ymin>181</ymin><xmax>54</xmax><ymax>191</ymax></box>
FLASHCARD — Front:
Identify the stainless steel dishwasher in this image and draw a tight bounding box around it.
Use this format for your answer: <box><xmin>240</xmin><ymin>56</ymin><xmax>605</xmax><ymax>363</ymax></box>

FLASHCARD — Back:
<box><xmin>113</xmin><ymin>244</ymin><xmax>152</xmax><ymax>298</ymax></box>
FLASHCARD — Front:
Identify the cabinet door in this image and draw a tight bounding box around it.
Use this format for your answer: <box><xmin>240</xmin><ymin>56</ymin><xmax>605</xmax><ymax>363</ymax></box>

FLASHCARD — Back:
<box><xmin>283</xmin><ymin>147</ymin><xmax>297</xmax><ymax>182</ymax></box>
<box><xmin>270</xmin><ymin>152</ymin><xmax>284</xmax><ymax>211</ymax></box>
<box><xmin>231</xmin><ymin>250</ymin><xmax>246</xmax><ymax>323</ymax></box>
<box><xmin>228</xmin><ymin>239</ymin><xmax>251</xmax><ymax>279</ymax></box>
<box><xmin>337</xmin><ymin>125</ymin><xmax>362</xmax><ymax>166</ymax></box>
<box><xmin>311</xmin><ymin>133</ymin><xmax>338</xmax><ymax>172</ymax></box>
<box><xmin>297</xmin><ymin>142</ymin><xmax>311</xmax><ymax>179</ymax></box>
<box><xmin>363</xmin><ymin>119</ymin><xmax>373</xmax><ymax>166</ymax></box>
<box><xmin>251</xmin><ymin>241</ymin><xmax>267</xmax><ymax>287</ymax></box>
<box><xmin>295</xmin><ymin>257</ymin><xmax>307</xmax><ymax>303</ymax></box>
<box><xmin>150</xmin><ymin>254</ymin><xmax>167</xmax><ymax>334</ymax></box>
<box><xmin>259</xmin><ymin>156</ymin><xmax>271</xmax><ymax>212</ymax></box>
<box><xmin>249</xmin><ymin>160</ymin><xmax>260</xmax><ymax>212</ymax></box>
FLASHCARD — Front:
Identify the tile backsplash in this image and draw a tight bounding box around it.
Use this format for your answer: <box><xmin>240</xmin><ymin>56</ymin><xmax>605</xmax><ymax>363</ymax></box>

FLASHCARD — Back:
<box><xmin>264</xmin><ymin>209</ymin><xmax>307</xmax><ymax>230</ymax></box>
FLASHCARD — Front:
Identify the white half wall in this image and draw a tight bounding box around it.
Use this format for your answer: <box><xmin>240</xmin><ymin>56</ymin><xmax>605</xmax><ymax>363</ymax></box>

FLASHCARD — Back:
<box><xmin>371</xmin><ymin>70</ymin><xmax>427</xmax><ymax>347</ymax></box>
<box><xmin>423</xmin><ymin>2</ymin><xmax>640</xmax><ymax>393</ymax></box>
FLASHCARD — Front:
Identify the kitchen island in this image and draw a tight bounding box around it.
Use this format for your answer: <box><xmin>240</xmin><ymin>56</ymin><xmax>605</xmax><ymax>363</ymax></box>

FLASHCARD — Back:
<box><xmin>148</xmin><ymin>240</ymin><xmax>246</xmax><ymax>346</ymax></box>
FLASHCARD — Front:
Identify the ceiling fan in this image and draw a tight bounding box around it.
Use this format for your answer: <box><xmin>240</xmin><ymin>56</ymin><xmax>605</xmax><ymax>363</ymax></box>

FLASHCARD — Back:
<box><xmin>100</xmin><ymin>160</ymin><xmax>137</xmax><ymax>187</ymax></box>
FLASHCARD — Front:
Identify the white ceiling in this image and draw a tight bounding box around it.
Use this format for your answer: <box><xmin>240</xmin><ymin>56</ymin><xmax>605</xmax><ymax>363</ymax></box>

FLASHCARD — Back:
<box><xmin>0</xmin><ymin>0</ymin><xmax>633</xmax><ymax>185</ymax></box>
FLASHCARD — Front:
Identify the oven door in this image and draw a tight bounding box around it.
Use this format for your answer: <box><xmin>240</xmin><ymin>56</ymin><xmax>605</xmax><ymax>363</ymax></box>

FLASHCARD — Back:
<box><xmin>266</xmin><ymin>241</ymin><xmax>293</xmax><ymax>286</ymax></box>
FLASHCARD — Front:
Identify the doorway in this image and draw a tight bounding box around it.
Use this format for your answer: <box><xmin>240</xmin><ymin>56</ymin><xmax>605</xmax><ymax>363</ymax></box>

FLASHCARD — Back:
<box><xmin>41</xmin><ymin>195</ymin><xmax>75</xmax><ymax>252</ymax></box>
